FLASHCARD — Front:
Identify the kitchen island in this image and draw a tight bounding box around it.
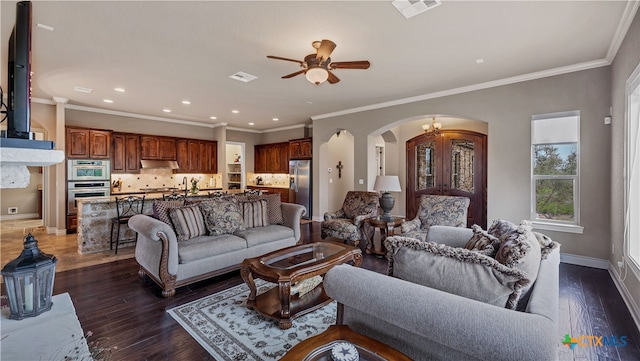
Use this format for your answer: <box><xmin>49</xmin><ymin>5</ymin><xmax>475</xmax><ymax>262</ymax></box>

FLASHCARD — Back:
<box><xmin>75</xmin><ymin>188</ymin><xmax>255</xmax><ymax>254</ymax></box>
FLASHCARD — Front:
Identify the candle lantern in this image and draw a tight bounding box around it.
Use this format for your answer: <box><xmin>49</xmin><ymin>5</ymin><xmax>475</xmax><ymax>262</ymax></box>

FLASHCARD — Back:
<box><xmin>1</xmin><ymin>233</ymin><xmax>57</xmax><ymax>320</ymax></box>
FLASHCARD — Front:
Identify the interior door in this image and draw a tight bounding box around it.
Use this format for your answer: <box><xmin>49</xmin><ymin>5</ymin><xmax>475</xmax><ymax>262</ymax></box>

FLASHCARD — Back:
<box><xmin>406</xmin><ymin>130</ymin><xmax>487</xmax><ymax>228</ymax></box>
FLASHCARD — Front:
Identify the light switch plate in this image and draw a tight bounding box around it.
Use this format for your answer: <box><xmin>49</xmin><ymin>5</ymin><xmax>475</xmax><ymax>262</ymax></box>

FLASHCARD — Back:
<box><xmin>358</xmin><ymin>179</ymin><xmax>364</xmax><ymax>185</ymax></box>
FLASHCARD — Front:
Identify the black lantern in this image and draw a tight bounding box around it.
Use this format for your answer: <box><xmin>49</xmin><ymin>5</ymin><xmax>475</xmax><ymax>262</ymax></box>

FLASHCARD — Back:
<box><xmin>1</xmin><ymin>233</ymin><xmax>57</xmax><ymax>320</ymax></box>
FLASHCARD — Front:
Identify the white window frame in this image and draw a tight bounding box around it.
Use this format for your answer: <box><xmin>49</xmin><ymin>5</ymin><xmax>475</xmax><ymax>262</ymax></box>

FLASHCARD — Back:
<box><xmin>625</xmin><ymin>63</ymin><xmax>640</xmax><ymax>273</ymax></box>
<box><xmin>531</xmin><ymin>111</ymin><xmax>584</xmax><ymax>234</ymax></box>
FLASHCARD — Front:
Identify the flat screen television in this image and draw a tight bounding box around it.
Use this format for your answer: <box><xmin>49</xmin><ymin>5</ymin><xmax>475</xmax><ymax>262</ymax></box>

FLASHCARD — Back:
<box><xmin>1</xmin><ymin>0</ymin><xmax>54</xmax><ymax>149</ymax></box>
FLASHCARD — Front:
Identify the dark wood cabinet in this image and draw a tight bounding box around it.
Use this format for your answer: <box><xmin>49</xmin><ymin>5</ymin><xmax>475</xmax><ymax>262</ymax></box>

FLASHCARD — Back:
<box><xmin>112</xmin><ymin>133</ymin><xmax>140</xmax><ymax>173</ymax></box>
<box><xmin>66</xmin><ymin>127</ymin><xmax>112</xmax><ymax>159</ymax></box>
<box><xmin>175</xmin><ymin>139</ymin><xmax>217</xmax><ymax>173</ymax></box>
<box><xmin>247</xmin><ymin>186</ymin><xmax>291</xmax><ymax>203</ymax></box>
<box><xmin>141</xmin><ymin>136</ymin><xmax>176</xmax><ymax>160</ymax></box>
<box><xmin>406</xmin><ymin>130</ymin><xmax>487</xmax><ymax>228</ymax></box>
<box><xmin>255</xmin><ymin>142</ymin><xmax>289</xmax><ymax>173</ymax></box>
<box><xmin>289</xmin><ymin>137</ymin><xmax>312</xmax><ymax>160</ymax></box>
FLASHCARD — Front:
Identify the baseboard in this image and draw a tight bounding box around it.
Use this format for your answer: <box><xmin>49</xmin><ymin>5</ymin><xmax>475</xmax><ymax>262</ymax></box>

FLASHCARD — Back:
<box><xmin>560</xmin><ymin>253</ymin><xmax>609</xmax><ymax>269</ymax></box>
<box><xmin>0</xmin><ymin>213</ymin><xmax>39</xmax><ymax>221</ymax></box>
<box><xmin>312</xmin><ymin>216</ymin><xmax>324</xmax><ymax>222</ymax></box>
<box><xmin>608</xmin><ymin>266</ymin><xmax>640</xmax><ymax>333</ymax></box>
<box><xmin>46</xmin><ymin>226</ymin><xmax>67</xmax><ymax>236</ymax></box>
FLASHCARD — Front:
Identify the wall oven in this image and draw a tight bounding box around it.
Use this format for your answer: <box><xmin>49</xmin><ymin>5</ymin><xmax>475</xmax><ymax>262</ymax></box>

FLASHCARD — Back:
<box><xmin>68</xmin><ymin>159</ymin><xmax>111</xmax><ymax>181</ymax></box>
<box><xmin>67</xmin><ymin>181</ymin><xmax>111</xmax><ymax>215</ymax></box>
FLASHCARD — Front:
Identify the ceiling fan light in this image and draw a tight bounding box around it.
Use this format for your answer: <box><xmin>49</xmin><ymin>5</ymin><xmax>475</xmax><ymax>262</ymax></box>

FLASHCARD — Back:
<box><xmin>306</xmin><ymin>67</ymin><xmax>328</xmax><ymax>85</ymax></box>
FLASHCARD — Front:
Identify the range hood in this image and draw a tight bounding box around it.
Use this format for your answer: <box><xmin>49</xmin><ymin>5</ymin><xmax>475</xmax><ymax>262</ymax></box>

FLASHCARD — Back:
<box><xmin>140</xmin><ymin>160</ymin><xmax>180</xmax><ymax>169</ymax></box>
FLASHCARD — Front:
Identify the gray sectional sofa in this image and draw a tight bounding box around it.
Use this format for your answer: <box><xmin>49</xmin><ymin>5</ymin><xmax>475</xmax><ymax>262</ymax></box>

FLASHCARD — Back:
<box><xmin>324</xmin><ymin>224</ymin><xmax>560</xmax><ymax>361</ymax></box>
<box><xmin>129</xmin><ymin>196</ymin><xmax>305</xmax><ymax>297</ymax></box>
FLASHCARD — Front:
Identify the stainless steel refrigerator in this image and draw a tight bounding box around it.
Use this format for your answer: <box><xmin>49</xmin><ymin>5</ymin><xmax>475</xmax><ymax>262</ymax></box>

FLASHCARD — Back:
<box><xmin>289</xmin><ymin>160</ymin><xmax>312</xmax><ymax>219</ymax></box>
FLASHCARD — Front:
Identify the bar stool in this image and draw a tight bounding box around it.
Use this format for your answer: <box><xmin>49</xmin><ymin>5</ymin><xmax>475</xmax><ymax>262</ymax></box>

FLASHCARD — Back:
<box><xmin>163</xmin><ymin>192</ymin><xmax>187</xmax><ymax>204</ymax></box>
<box><xmin>110</xmin><ymin>195</ymin><xmax>145</xmax><ymax>254</ymax></box>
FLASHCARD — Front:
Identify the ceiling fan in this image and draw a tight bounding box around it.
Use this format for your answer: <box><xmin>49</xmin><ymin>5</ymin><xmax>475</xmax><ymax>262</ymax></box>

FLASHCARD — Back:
<box><xmin>267</xmin><ymin>39</ymin><xmax>370</xmax><ymax>85</ymax></box>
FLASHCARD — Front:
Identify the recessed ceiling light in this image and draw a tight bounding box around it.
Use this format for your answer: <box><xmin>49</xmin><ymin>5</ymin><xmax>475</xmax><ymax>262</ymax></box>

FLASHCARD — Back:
<box><xmin>231</xmin><ymin>110</ymin><xmax>239</xmax><ymax>114</ymax></box>
<box><xmin>73</xmin><ymin>86</ymin><xmax>93</xmax><ymax>93</ymax></box>
<box><xmin>475</xmin><ymin>58</ymin><xmax>485</xmax><ymax>64</ymax></box>
<box><xmin>182</xmin><ymin>100</ymin><xmax>191</xmax><ymax>105</ymax></box>
<box><xmin>103</xmin><ymin>99</ymin><xmax>114</xmax><ymax>103</ymax></box>
<box><xmin>36</xmin><ymin>23</ymin><xmax>54</xmax><ymax>31</ymax></box>
<box><xmin>163</xmin><ymin>109</ymin><xmax>171</xmax><ymax>113</ymax></box>
<box><xmin>306</xmin><ymin>101</ymin><xmax>313</xmax><ymax>104</ymax></box>
<box><xmin>210</xmin><ymin>116</ymin><xmax>217</xmax><ymax>120</ymax></box>
<box><xmin>272</xmin><ymin>118</ymin><xmax>279</xmax><ymax>121</ymax></box>
<box><xmin>248</xmin><ymin>122</ymin><xmax>255</xmax><ymax>126</ymax></box>
<box><xmin>114</xmin><ymin>87</ymin><xmax>126</xmax><ymax>92</ymax></box>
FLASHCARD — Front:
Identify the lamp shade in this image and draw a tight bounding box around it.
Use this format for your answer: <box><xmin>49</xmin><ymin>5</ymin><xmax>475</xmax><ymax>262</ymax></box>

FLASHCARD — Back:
<box><xmin>305</xmin><ymin>67</ymin><xmax>328</xmax><ymax>85</ymax></box>
<box><xmin>373</xmin><ymin>175</ymin><xmax>402</xmax><ymax>192</ymax></box>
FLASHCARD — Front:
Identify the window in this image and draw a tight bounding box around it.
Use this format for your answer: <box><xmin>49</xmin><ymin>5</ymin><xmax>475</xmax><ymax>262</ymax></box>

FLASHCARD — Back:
<box><xmin>531</xmin><ymin>111</ymin><xmax>583</xmax><ymax>233</ymax></box>
<box><xmin>626</xmin><ymin>64</ymin><xmax>640</xmax><ymax>268</ymax></box>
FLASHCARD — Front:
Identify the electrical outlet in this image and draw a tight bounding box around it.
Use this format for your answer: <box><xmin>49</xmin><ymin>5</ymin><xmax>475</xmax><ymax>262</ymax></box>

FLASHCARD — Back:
<box><xmin>618</xmin><ymin>261</ymin><xmax>624</xmax><ymax>269</ymax></box>
<box><xmin>7</xmin><ymin>207</ymin><xmax>17</xmax><ymax>214</ymax></box>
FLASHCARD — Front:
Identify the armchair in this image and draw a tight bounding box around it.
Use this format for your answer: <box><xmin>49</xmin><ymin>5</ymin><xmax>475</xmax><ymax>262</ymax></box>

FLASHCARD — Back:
<box><xmin>321</xmin><ymin>191</ymin><xmax>380</xmax><ymax>246</ymax></box>
<box><xmin>401</xmin><ymin>195</ymin><xmax>470</xmax><ymax>241</ymax></box>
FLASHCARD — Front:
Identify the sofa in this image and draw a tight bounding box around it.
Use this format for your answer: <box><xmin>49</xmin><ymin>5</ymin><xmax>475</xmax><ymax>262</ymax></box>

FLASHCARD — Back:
<box><xmin>324</xmin><ymin>223</ymin><xmax>560</xmax><ymax>361</ymax></box>
<box><xmin>128</xmin><ymin>194</ymin><xmax>306</xmax><ymax>297</ymax></box>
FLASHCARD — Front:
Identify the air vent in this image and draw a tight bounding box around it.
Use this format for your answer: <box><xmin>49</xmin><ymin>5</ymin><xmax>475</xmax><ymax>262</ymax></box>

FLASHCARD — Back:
<box><xmin>229</xmin><ymin>71</ymin><xmax>258</xmax><ymax>83</ymax></box>
<box><xmin>73</xmin><ymin>86</ymin><xmax>93</xmax><ymax>93</ymax></box>
<box><xmin>391</xmin><ymin>0</ymin><xmax>441</xmax><ymax>19</ymax></box>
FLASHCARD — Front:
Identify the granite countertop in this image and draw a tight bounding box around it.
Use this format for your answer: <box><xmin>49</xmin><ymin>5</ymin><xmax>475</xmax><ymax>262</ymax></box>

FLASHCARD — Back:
<box><xmin>80</xmin><ymin>188</ymin><xmax>255</xmax><ymax>204</ymax></box>
<box><xmin>247</xmin><ymin>184</ymin><xmax>289</xmax><ymax>189</ymax></box>
<box><xmin>111</xmin><ymin>187</ymin><xmax>223</xmax><ymax>196</ymax></box>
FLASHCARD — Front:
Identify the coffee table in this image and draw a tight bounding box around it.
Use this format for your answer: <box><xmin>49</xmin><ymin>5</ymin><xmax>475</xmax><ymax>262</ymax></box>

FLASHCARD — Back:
<box><xmin>280</xmin><ymin>324</ymin><xmax>412</xmax><ymax>361</ymax></box>
<box><xmin>240</xmin><ymin>242</ymin><xmax>362</xmax><ymax>329</ymax></box>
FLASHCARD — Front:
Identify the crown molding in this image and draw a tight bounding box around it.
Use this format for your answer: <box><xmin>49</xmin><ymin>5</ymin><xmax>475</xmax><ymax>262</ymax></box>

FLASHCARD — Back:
<box><xmin>606</xmin><ymin>0</ymin><xmax>640</xmax><ymax>62</ymax></box>
<box><xmin>312</xmin><ymin>58</ymin><xmax>611</xmax><ymax>121</ymax></box>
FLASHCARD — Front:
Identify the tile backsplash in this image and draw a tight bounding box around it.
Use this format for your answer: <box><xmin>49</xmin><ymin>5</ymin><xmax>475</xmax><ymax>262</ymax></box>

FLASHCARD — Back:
<box><xmin>112</xmin><ymin>169</ymin><xmax>221</xmax><ymax>191</ymax></box>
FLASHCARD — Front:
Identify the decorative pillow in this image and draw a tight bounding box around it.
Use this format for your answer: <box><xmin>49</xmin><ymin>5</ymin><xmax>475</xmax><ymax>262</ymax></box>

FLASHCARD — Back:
<box><xmin>464</xmin><ymin>224</ymin><xmax>501</xmax><ymax>257</ymax></box>
<box><xmin>153</xmin><ymin>200</ymin><xmax>186</xmax><ymax>226</ymax></box>
<box><xmin>198</xmin><ymin>197</ymin><xmax>245</xmax><ymax>236</ymax></box>
<box><xmin>489</xmin><ymin>220</ymin><xmax>535</xmax><ymax>268</ymax></box>
<box><xmin>169</xmin><ymin>205</ymin><xmax>207</xmax><ymax>242</ymax></box>
<box><xmin>533</xmin><ymin>232</ymin><xmax>560</xmax><ymax>259</ymax></box>
<box><xmin>241</xmin><ymin>199</ymin><xmax>269</xmax><ymax>228</ymax></box>
<box><xmin>236</xmin><ymin>193</ymin><xmax>284</xmax><ymax>225</ymax></box>
<box><xmin>384</xmin><ymin>236</ymin><xmax>531</xmax><ymax>309</ymax></box>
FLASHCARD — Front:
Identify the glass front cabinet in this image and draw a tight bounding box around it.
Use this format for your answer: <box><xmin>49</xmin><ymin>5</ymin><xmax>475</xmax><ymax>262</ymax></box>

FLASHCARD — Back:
<box><xmin>406</xmin><ymin>130</ymin><xmax>487</xmax><ymax>228</ymax></box>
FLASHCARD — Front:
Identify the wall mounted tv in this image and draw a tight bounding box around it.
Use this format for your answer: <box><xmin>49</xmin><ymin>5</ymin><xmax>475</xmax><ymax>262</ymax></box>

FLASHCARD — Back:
<box><xmin>1</xmin><ymin>0</ymin><xmax>54</xmax><ymax>149</ymax></box>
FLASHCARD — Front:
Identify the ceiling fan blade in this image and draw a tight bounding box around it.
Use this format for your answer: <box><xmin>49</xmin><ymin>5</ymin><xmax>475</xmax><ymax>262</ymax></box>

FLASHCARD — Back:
<box><xmin>282</xmin><ymin>69</ymin><xmax>306</xmax><ymax>79</ymax></box>
<box><xmin>330</xmin><ymin>61</ymin><xmax>371</xmax><ymax>70</ymax></box>
<box><xmin>316</xmin><ymin>39</ymin><xmax>337</xmax><ymax>61</ymax></box>
<box><xmin>267</xmin><ymin>55</ymin><xmax>305</xmax><ymax>66</ymax></box>
<box><xmin>327</xmin><ymin>70</ymin><xmax>340</xmax><ymax>84</ymax></box>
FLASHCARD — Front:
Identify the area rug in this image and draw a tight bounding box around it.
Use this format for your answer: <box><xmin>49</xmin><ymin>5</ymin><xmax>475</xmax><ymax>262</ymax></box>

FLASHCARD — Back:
<box><xmin>167</xmin><ymin>280</ymin><xmax>336</xmax><ymax>360</ymax></box>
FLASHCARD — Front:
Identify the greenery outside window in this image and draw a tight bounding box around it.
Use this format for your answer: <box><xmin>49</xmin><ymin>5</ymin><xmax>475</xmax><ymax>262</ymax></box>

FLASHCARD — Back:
<box><xmin>531</xmin><ymin>111</ymin><xmax>583</xmax><ymax>234</ymax></box>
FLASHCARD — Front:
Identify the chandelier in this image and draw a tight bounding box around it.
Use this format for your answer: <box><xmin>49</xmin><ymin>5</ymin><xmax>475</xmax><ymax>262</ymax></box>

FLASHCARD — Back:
<box><xmin>422</xmin><ymin>117</ymin><xmax>442</xmax><ymax>134</ymax></box>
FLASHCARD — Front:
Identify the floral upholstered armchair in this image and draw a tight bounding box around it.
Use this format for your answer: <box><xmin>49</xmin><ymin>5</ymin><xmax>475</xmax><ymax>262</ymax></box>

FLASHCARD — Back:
<box><xmin>321</xmin><ymin>191</ymin><xmax>380</xmax><ymax>246</ymax></box>
<box><xmin>400</xmin><ymin>195</ymin><xmax>470</xmax><ymax>241</ymax></box>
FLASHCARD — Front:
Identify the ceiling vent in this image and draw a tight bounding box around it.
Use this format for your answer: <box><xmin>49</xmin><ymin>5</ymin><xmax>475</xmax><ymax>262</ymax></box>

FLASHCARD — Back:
<box><xmin>229</xmin><ymin>71</ymin><xmax>258</xmax><ymax>83</ymax></box>
<box><xmin>392</xmin><ymin>0</ymin><xmax>441</xmax><ymax>19</ymax></box>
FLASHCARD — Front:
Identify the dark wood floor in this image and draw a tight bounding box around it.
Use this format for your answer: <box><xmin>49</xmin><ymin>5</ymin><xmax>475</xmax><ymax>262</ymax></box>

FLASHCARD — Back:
<box><xmin>33</xmin><ymin>223</ymin><xmax>640</xmax><ymax>360</ymax></box>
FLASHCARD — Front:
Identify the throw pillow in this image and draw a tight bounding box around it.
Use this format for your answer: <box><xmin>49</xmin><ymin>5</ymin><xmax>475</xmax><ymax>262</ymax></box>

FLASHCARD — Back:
<box><xmin>533</xmin><ymin>232</ymin><xmax>560</xmax><ymax>259</ymax></box>
<box><xmin>384</xmin><ymin>236</ymin><xmax>531</xmax><ymax>309</ymax></box>
<box><xmin>198</xmin><ymin>197</ymin><xmax>245</xmax><ymax>236</ymax></box>
<box><xmin>464</xmin><ymin>224</ymin><xmax>501</xmax><ymax>257</ymax></box>
<box><xmin>153</xmin><ymin>200</ymin><xmax>186</xmax><ymax>226</ymax></box>
<box><xmin>236</xmin><ymin>193</ymin><xmax>284</xmax><ymax>225</ymax></box>
<box><xmin>241</xmin><ymin>199</ymin><xmax>269</xmax><ymax>228</ymax></box>
<box><xmin>169</xmin><ymin>205</ymin><xmax>207</xmax><ymax>242</ymax></box>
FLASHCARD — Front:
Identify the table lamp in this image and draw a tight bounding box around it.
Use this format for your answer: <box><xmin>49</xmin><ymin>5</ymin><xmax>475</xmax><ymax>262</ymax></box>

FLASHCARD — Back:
<box><xmin>373</xmin><ymin>175</ymin><xmax>402</xmax><ymax>221</ymax></box>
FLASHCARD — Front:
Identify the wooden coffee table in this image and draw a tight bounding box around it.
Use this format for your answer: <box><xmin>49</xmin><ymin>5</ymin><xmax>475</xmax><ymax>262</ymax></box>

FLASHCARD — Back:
<box><xmin>280</xmin><ymin>324</ymin><xmax>412</xmax><ymax>361</ymax></box>
<box><xmin>240</xmin><ymin>242</ymin><xmax>362</xmax><ymax>329</ymax></box>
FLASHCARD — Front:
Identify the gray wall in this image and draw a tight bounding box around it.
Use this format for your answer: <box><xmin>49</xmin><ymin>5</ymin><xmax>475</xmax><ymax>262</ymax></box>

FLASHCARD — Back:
<box><xmin>313</xmin><ymin>66</ymin><xmax>612</xmax><ymax>261</ymax></box>
<box><xmin>610</xmin><ymin>9</ymin><xmax>640</xmax><ymax>317</ymax></box>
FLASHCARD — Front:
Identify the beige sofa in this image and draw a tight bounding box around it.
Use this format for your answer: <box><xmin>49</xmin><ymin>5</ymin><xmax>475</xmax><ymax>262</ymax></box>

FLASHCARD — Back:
<box><xmin>128</xmin><ymin>199</ymin><xmax>305</xmax><ymax>297</ymax></box>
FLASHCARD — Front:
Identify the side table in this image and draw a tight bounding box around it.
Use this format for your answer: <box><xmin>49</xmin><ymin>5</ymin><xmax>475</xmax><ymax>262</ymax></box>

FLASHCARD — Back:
<box><xmin>364</xmin><ymin>216</ymin><xmax>404</xmax><ymax>257</ymax></box>
<box><xmin>280</xmin><ymin>324</ymin><xmax>412</xmax><ymax>361</ymax></box>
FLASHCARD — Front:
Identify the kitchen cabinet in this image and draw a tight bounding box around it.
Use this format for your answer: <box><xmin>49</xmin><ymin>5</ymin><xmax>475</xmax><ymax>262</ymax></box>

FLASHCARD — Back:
<box><xmin>254</xmin><ymin>142</ymin><xmax>289</xmax><ymax>173</ymax></box>
<box><xmin>175</xmin><ymin>139</ymin><xmax>218</xmax><ymax>173</ymax></box>
<box><xmin>289</xmin><ymin>137</ymin><xmax>312</xmax><ymax>160</ymax></box>
<box><xmin>112</xmin><ymin>133</ymin><xmax>140</xmax><ymax>173</ymax></box>
<box><xmin>67</xmin><ymin>215</ymin><xmax>77</xmax><ymax>233</ymax></box>
<box><xmin>247</xmin><ymin>186</ymin><xmax>291</xmax><ymax>203</ymax></box>
<box><xmin>406</xmin><ymin>130</ymin><xmax>487</xmax><ymax>228</ymax></box>
<box><xmin>66</xmin><ymin>127</ymin><xmax>112</xmax><ymax>159</ymax></box>
<box><xmin>141</xmin><ymin>135</ymin><xmax>176</xmax><ymax>160</ymax></box>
